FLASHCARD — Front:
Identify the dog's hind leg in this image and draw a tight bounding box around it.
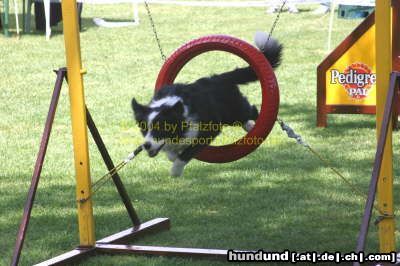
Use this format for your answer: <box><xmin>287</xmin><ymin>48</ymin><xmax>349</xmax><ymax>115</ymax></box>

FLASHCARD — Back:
<box><xmin>242</xmin><ymin>105</ymin><xmax>259</xmax><ymax>132</ymax></box>
<box><xmin>243</xmin><ymin>120</ymin><xmax>256</xmax><ymax>132</ymax></box>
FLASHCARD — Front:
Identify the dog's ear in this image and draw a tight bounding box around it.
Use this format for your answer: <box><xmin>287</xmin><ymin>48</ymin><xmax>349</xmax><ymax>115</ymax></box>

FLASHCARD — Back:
<box><xmin>131</xmin><ymin>98</ymin><xmax>149</xmax><ymax>121</ymax></box>
<box><xmin>169</xmin><ymin>101</ymin><xmax>184</xmax><ymax>115</ymax></box>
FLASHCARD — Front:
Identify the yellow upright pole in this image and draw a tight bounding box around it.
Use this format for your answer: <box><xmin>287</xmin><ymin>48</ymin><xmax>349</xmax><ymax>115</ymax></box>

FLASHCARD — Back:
<box><xmin>375</xmin><ymin>0</ymin><xmax>395</xmax><ymax>252</ymax></box>
<box><xmin>61</xmin><ymin>0</ymin><xmax>95</xmax><ymax>246</ymax></box>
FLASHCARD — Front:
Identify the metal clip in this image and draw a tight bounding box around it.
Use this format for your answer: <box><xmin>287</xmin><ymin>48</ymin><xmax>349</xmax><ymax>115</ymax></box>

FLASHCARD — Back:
<box><xmin>277</xmin><ymin>118</ymin><xmax>309</xmax><ymax>147</ymax></box>
<box><xmin>374</xmin><ymin>213</ymin><xmax>395</xmax><ymax>226</ymax></box>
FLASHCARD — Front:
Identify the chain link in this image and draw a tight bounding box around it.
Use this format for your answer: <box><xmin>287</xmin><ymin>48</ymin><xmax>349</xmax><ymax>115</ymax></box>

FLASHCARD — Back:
<box><xmin>267</xmin><ymin>0</ymin><xmax>287</xmax><ymax>44</ymax></box>
<box><xmin>144</xmin><ymin>0</ymin><xmax>167</xmax><ymax>61</ymax></box>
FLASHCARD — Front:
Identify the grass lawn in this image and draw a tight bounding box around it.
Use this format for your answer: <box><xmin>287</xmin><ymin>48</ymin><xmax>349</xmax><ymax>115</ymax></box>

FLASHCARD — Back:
<box><xmin>1</xmin><ymin>2</ymin><xmax>399</xmax><ymax>265</ymax></box>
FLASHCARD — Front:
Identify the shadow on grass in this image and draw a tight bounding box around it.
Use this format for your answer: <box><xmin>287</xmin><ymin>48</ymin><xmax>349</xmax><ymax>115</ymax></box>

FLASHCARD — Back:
<box><xmin>3</xmin><ymin>139</ymin><xmax>393</xmax><ymax>265</ymax></box>
<box><xmin>1</xmin><ymin>101</ymin><xmax>395</xmax><ymax>265</ymax></box>
<box><xmin>4</xmin><ymin>95</ymin><xmax>396</xmax><ymax>265</ymax></box>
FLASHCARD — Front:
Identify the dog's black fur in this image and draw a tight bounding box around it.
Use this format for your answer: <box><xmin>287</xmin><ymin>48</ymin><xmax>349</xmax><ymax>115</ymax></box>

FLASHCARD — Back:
<box><xmin>132</xmin><ymin>33</ymin><xmax>282</xmax><ymax>176</ymax></box>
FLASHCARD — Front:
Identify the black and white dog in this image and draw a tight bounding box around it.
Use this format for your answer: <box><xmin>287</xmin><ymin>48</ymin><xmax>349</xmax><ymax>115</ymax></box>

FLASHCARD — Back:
<box><xmin>131</xmin><ymin>32</ymin><xmax>282</xmax><ymax>176</ymax></box>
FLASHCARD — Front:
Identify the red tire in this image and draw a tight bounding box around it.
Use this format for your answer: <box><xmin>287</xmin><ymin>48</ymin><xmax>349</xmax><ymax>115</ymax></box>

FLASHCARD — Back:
<box><xmin>155</xmin><ymin>35</ymin><xmax>279</xmax><ymax>163</ymax></box>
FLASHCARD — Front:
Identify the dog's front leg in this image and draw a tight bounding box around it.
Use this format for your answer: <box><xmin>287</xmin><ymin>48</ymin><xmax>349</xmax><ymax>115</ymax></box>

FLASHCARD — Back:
<box><xmin>170</xmin><ymin>159</ymin><xmax>188</xmax><ymax>177</ymax></box>
<box><xmin>166</xmin><ymin>151</ymin><xmax>178</xmax><ymax>162</ymax></box>
<box><xmin>170</xmin><ymin>144</ymin><xmax>207</xmax><ymax>177</ymax></box>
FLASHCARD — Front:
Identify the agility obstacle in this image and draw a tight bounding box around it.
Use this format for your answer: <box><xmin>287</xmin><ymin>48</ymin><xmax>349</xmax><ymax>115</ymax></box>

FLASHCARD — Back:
<box><xmin>155</xmin><ymin>35</ymin><xmax>279</xmax><ymax>163</ymax></box>
<box><xmin>10</xmin><ymin>0</ymin><xmax>280</xmax><ymax>264</ymax></box>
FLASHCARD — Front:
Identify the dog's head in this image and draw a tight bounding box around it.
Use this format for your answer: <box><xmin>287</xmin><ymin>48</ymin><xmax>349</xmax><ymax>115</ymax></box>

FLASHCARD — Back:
<box><xmin>131</xmin><ymin>97</ymin><xmax>186</xmax><ymax>157</ymax></box>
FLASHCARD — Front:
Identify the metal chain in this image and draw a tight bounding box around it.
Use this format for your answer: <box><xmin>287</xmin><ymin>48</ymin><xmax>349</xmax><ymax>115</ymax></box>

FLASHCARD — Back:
<box><xmin>143</xmin><ymin>0</ymin><xmax>287</xmax><ymax>61</ymax></box>
<box><xmin>267</xmin><ymin>0</ymin><xmax>287</xmax><ymax>44</ymax></box>
<box><xmin>143</xmin><ymin>0</ymin><xmax>166</xmax><ymax>61</ymax></box>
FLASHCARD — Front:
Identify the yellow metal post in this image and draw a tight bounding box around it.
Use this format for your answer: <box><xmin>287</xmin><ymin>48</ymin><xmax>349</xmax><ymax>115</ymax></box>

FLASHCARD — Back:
<box><xmin>375</xmin><ymin>0</ymin><xmax>395</xmax><ymax>252</ymax></box>
<box><xmin>61</xmin><ymin>0</ymin><xmax>95</xmax><ymax>246</ymax></box>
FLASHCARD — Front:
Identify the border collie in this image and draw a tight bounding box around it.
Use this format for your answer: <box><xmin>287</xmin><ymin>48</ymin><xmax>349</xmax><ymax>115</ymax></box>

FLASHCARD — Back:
<box><xmin>131</xmin><ymin>32</ymin><xmax>282</xmax><ymax>176</ymax></box>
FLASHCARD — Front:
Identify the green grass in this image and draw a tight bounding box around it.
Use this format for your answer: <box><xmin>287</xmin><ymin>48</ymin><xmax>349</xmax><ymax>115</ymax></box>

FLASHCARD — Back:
<box><xmin>1</xmin><ymin>3</ymin><xmax>399</xmax><ymax>266</ymax></box>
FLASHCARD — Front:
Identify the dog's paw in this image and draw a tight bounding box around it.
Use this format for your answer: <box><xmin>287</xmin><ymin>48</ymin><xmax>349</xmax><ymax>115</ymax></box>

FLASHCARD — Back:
<box><xmin>170</xmin><ymin>159</ymin><xmax>187</xmax><ymax>177</ymax></box>
<box><xmin>166</xmin><ymin>151</ymin><xmax>178</xmax><ymax>162</ymax></box>
<box><xmin>244</xmin><ymin>120</ymin><xmax>256</xmax><ymax>132</ymax></box>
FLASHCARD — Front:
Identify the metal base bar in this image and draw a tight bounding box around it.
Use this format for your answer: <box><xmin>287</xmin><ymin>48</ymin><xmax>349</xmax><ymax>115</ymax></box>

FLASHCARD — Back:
<box><xmin>97</xmin><ymin>218</ymin><xmax>170</xmax><ymax>244</ymax></box>
<box><xmin>96</xmin><ymin>243</ymin><xmax>228</xmax><ymax>259</ymax></box>
<box><xmin>34</xmin><ymin>217</ymin><xmax>230</xmax><ymax>265</ymax></box>
<box><xmin>34</xmin><ymin>218</ymin><xmax>172</xmax><ymax>265</ymax></box>
<box><xmin>34</xmin><ymin>247</ymin><xmax>96</xmax><ymax>266</ymax></box>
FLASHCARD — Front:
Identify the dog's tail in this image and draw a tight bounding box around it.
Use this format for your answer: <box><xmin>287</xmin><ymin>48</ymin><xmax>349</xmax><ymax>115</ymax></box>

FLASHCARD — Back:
<box><xmin>212</xmin><ymin>32</ymin><xmax>282</xmax><ymax>85</ymax></box>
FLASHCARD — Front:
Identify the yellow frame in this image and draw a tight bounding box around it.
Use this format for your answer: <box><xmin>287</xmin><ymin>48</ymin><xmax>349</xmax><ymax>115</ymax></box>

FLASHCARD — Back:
<box><xmin>61</xmin><ymin>0</ymin><xmax>95</xmax><ymax>246</ymax></box>
<box><xmin>376</xmin><ymin>0</ymin><xmax>395</xmax><ymax>252</ymax></box>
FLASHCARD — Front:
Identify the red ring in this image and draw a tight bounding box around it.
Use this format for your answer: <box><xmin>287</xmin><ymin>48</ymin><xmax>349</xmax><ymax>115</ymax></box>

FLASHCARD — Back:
<box><xmin>155</xmin><ymin>35</ymin><xmax>279</xmax><ymax>163</ymax></box>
